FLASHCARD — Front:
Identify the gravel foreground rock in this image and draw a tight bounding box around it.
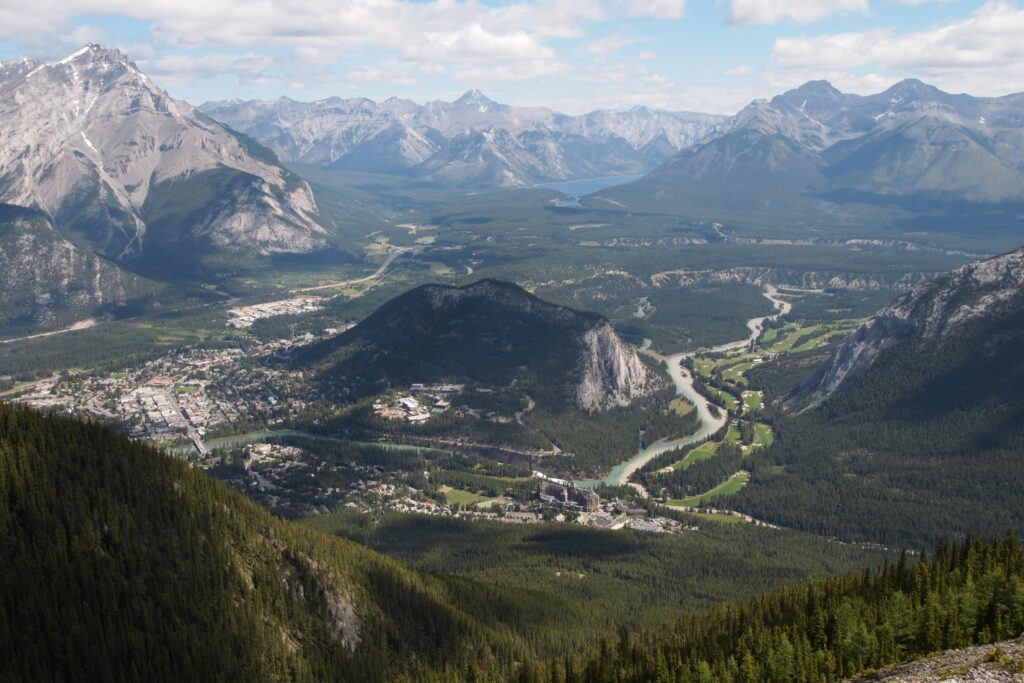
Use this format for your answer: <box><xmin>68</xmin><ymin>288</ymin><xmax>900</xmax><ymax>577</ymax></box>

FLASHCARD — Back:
<box><xmin>850</xmin><ymin>639</ymin><xmax>1024</xmax><ymax>682</ymax></box>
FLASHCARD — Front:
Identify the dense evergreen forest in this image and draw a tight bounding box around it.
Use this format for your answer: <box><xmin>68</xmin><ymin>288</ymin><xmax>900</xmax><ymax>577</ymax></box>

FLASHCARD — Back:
<box><xmin>0</xmin><ymin>403</ymin><xmax>528</xmax><ymax>682</ymax></box>
<box><xmin>309</xmin><ymin>510</ymin><xmax>891</xmax><ymax>659</ymax></box>
<box><xmin>561</xmin><ymin>535</ymin><xmax>1024</xmax><ymax>682</ymax></box>
<box><xmin>3</xmin><ymin>403</ymin><xmax>1022</xmax><ymax>681</ymax></box>
<box><xmin>733</xmin><ymin>297</ymin><xmax>1024</xmax><ymax>547</ymax></box>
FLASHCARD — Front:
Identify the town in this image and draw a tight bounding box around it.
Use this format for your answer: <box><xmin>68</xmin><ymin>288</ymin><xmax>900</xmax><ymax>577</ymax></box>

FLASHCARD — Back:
<box><xmin>226</xmin><ymin>296</ymin><xmax>325</xmax><ymax>328</ymax></box>
<box><xmin>10</xmin><ymin>336</ymin><xmax>323</xmax><ymax>453</ymax></box>
<box><xmin>210</xmin><ymin>437</ymin><xmax>693</xmax><ymax>534</ymax></box>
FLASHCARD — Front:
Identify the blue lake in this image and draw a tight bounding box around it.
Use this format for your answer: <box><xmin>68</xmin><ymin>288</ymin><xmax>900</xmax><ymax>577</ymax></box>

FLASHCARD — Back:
<box><xmin>536</xmin><ymin>174</ymin><xmax>643</xmax><ymax>198</ymax></box>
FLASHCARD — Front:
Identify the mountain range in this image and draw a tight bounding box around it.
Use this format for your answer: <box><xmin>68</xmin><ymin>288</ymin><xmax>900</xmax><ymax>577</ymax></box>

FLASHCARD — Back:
<box><xmin>600</xmin><ymin>79</ymin><xmax>1024</xmax><ymax>212</ymax></box>
<box><xmin>200</xmin><ymin>91</ymin><xmax>724</xmax><ymax>188</ymax></box>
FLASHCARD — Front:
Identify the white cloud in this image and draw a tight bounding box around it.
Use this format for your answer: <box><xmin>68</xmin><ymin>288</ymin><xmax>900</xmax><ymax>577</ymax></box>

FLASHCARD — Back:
<box><xmin>401</xmin><ymin>24</ymin><xmax>554</xmax><ymax>62</ymax></box>
<box><xmin>725</xmin><ymin>65</ymin><xmax>755</xmax><ymax>77</ymax></box>
<box><xmin>620</xmin><ymin>0</ymin><xmax>687</xmax><ymax>19</ymax></box>
<box><xmin>768</xmin><ymin>1</ymin><xmax>1024</xmax><ymax>95</ymax></box>
<box><xmin>0</xmin><ymin>0</ymin><xmax>606</xmax><ymax>58</ymax></box>
<box><xmin>727</xmin><ymin>0</ymin><xmax>869</xmax><ymax>25</ymax></box>
<box><xmin>346</xmin><ymin>66</ymin><xmax>418</xmax><ymax>85</ymax></box>
<box><xmin>142</xmin><ymin>52</ymin><xmax>280</xmax><ymax>86</ymax></box>
<box><xmin>584</xmin><ymin>34</ymin><xmax>641</xmax><ymax>55</ymax></box>
<box><xmin>454</xmin><ymin>60</ymin><xmax>574</xmax><ymax>83</ymax></box>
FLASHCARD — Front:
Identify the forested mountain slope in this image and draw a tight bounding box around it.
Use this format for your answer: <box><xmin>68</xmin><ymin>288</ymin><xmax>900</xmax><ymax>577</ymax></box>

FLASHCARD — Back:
<box><xmin>0</xmin><ymin>403</ymin><xmax>526</xmax><ymax>682</ymax></box>
<box><xmin>732</xmin><ymin>247</ymin><xmax>1024</xmax><ymax>546</ymax></box>
<box><xmin>568</xmin><ymin>535</ymin><xmax>1024</xmax><ymax>682</ymax></box>
<box><xmin>3</xmin><ymin>403</ymin><xmax>1021</xmax><ymax>682</ymax></box>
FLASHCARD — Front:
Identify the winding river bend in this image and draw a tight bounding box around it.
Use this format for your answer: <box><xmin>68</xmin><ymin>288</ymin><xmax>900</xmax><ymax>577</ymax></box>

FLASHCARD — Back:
<box><xmin>569</xmin><ymin>285</ymin><xmax>791</xmax><ymax>488</ymax></box>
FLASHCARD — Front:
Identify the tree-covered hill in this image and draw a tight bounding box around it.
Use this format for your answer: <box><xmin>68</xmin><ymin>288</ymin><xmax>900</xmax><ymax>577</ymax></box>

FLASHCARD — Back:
<box><xmin>292</xmin><ymin>278</ymin><xmax>652</xmax><ymax>411</ymax></box>
<box><xmin>2</xmin><ymin>403</ymin><xmax>1022</xmax><ymax>681</ymax></box>
<box><xmin>0</xmin><ymin>402</ymin><xmax>526</xmax><ymax>682</ymax></box>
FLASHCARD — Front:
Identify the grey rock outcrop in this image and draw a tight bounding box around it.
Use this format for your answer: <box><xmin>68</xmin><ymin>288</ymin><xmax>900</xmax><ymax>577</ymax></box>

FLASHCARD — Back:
<box><xmin>791</xmin><ymin>246</ymin><xmax>1024</xmax><ymax>409</ymax></box>
<box><xmin>575</xmin><ymin>322</ymin><xmax>652</xmax><ymax>411</ymax></box>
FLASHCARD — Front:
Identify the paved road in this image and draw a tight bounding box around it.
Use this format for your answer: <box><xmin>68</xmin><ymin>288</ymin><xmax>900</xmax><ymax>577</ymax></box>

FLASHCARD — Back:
<box><xmin>294</xmin><ymin>246</ymin><xmax>417</xmax><ymax>293</ymax></box>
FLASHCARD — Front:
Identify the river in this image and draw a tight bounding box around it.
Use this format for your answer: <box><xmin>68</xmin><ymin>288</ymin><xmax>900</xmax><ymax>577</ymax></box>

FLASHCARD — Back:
<box><xmin>569</xmin><ymin>285</ymin><xmax>791</xmax><ymax>488</ymax></box>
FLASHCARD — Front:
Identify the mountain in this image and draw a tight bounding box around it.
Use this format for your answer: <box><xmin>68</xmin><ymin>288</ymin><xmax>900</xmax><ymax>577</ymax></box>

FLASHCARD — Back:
<box><xmin>600</xmin><ymin>79</ymin><xmax>1024</xmax><ymax>211</ymax></box>
<box><xmin>732</xmin><ymin>247</ymin><xmax>1024</xmax><ymax>546</ymax></box>
<box><xmin>293</xmin><ymin>279</ymin><xmax>653</xmax><ymax>411</ymax></box>
<box><xmin>0</xmin><ymin>401</ymin><xmax>527</xmax><ymax>681</ymax></box>
<box><xmin>792</xmin><ymin>246</ymin><xmax>1024</xmax><ymax>408</ymax></box>
<box><xmin>0</xmin><ymin>204</ymin><xmax>156</xmax><ymax>334</ymax></box>
<box><xmin>0</xmin><ymin>44</ymin><xmax>326</xmax><ymax>267</ymax></box>
<box><xmin>200</xmin><ymin>91</ymin><xmax>724</xmax><ymax>188</ymax></box>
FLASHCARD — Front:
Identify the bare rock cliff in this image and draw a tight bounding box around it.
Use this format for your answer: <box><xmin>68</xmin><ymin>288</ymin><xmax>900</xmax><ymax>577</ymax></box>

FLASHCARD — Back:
<box><xmin>575</xmin><ymin>322</ymin><xmax>652</xmax><ymax>411</ymax></box>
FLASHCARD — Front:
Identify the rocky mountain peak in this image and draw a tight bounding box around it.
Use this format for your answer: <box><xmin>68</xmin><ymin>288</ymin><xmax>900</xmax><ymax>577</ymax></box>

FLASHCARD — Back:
<box><xmin>774</xmin><ymin>80</ymin><xmax>844</xmax><ymax>105</ymax></box>
<box><xmin>455</xmin><ymin>88</ymin><xmax>496</xmax><ymax>111</ymax></box>
<box><xmin>56</xmin><ymin>43</ymin><xmax>129</xmax><ymax>66</ymax></box>
<box><xmin>881</xmin><ymin>78</ymin><xmax>944</xmax><ymax>104</ymax></box>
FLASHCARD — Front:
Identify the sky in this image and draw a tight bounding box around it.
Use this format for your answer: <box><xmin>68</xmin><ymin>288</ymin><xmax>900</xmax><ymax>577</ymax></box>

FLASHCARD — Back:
<box><xmin>2</xmin><ymin>0</ymin><xmax>1024</xmax><ymax>114</ymax></box>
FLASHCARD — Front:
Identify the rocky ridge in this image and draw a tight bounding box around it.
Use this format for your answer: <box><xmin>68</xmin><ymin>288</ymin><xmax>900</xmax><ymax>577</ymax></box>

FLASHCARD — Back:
<box><xmin>849</xmin><ymin>638</ymin><xmax>1024</xmax><ymax>682</ymax></box>
<box><xmin>650</xmin><ymin>266</ymin><xmax>938</xmax><ymax>291</ymax></box>
<box><xmin>791</xmin><ymin>246</ymin><xmax>1024</xmax><ymax>408</ymax></box>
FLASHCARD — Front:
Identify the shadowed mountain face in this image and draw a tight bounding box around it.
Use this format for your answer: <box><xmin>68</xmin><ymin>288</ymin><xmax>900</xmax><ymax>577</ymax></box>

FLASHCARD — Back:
<box><xmin>0</xmin><ymin>204</ymin><xmax>157</xmax><ymax>334</ymax></box>
<box><xmin>200</xmin><ymin>92</ymin><xmax>725</xmax><ymax>188</ymax></box>
<box><xmin>791</xmin><ymin>245</ymin><xmax>1024</xmax><ymax>410</ymax></box>
<box><xmin>600</xmin><ymin>79</ymin><xmax>1024</xmax><ymax>211</ymax></box>
<box><xmin>292</xmin><ymin>279</ymin><xmax>653</xmax><ymax>411</ymax></box>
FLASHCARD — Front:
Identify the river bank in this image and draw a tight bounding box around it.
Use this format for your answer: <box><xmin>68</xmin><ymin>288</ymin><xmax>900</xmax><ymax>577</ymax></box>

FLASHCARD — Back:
<box><xmin>568</xmin><ymin>285</ymin><xmax>790</xmax><ymax>488</ymax></box>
